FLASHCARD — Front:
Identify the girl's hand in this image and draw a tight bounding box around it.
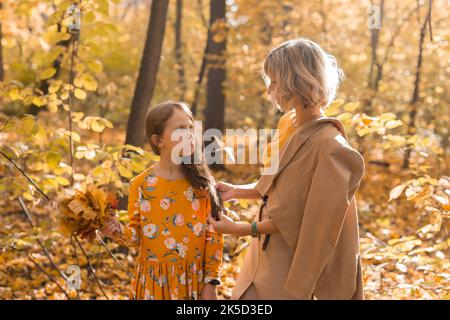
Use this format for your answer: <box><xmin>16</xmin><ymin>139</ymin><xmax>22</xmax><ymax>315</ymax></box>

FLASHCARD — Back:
<box><xmin>200</xmin><ymin>283</ymin><xmax>218</xmax><ymax>300</ymax></box>
<box><xmin>215</xmin><ymin>181</ymin><xmax>236</xmax><ymax>201</ymax></box>
<box><xmin>99</xmin><ymin>218</ymin><xmax>121</xmax><ymax>239</ymax></box>
<box><xmin>207</xmin><ymin>213</ymin><xmax>240</xmax><ymax>235</ymax></box>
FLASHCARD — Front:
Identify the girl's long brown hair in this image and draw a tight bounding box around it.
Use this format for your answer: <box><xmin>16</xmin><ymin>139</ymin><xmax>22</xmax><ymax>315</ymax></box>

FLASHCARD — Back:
<box><xmin>144</xmin><ymin>101</ymin><xmax>223</xmax><ymax>220</ymax></box>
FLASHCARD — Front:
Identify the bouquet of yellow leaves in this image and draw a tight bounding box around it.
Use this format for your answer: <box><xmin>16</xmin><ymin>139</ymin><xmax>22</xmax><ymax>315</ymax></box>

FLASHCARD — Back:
<box><xmin>57</xmin><ymin>185</ymin><xmax>119</xmax><ymax>241</ymax></box>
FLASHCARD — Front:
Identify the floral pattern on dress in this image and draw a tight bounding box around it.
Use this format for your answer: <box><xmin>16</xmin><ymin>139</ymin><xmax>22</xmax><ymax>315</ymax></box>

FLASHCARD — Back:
<box><xmin>111</xmin><ymin>166</ymin><xmax>223</xmax><ymax>300</ymax></box>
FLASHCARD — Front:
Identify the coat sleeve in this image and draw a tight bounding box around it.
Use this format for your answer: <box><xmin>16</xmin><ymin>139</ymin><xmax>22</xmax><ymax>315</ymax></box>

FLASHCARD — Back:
<box><xmin>283</xmin><ymin>141</ymin><xmax>365</xmax><ymax>299</ymax></box>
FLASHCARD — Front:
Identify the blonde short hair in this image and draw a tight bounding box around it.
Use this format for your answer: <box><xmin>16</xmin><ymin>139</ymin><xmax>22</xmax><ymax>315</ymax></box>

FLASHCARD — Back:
<box><xmin>263</xmin><ymin>38</ymin><xmax>343</xmax><ymax>109</ymax></box>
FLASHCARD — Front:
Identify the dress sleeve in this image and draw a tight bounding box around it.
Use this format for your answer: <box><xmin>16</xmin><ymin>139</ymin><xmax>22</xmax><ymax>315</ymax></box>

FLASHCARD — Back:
<box><xmin>283</xmin><ymin>143</ymin><xmax>365</xmax><ymax>299</ymax></box>
<box><xmin>203</xmin><ymin>198</ymin><xmax>224</xmax><ymax>284</ymax></box>
<box><xmin>110</xmin><ymin>178</ymin><xmax>141</xmax><ymax>248</ymax></box>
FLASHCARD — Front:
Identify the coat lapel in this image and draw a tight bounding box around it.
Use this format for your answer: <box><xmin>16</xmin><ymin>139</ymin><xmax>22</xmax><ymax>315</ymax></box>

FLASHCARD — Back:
<box><xmin>257</xmin><ymin>116</ymin><xmax>348</xmax><ymax>196</ymax></box>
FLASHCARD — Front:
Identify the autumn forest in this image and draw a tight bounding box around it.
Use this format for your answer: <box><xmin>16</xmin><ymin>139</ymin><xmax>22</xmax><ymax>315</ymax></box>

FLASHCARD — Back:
<box><xmin>0</xmin><ymin>0</ymin><xmax>449</xmax><ymax>300</ymax></box>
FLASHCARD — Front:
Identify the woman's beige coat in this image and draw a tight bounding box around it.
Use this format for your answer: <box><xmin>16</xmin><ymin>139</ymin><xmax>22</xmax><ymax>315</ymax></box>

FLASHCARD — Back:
<box><xmin>232</xmin><ymin>116</ymin><xmax>365</xmax><ymax>300</ymax></box>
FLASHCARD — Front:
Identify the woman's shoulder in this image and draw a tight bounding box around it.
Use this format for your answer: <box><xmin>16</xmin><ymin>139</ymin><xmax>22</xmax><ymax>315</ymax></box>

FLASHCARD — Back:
<box><xmin>313</xmin><ymin>126</ymin><xmax>365</xmax><ymax>180</ymax></box>
<box><xmin>311</xmin><ymin>121</ymin><xmax>358</xmax><ymax>153</ymax></box>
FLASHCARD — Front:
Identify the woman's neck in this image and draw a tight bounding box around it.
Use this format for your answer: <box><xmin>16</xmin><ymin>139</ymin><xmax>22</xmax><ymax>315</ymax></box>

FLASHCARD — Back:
<box><xmin>293</xmin><ymin>105</ymin><xmax>324</xmax><ymax>127</ymax></box>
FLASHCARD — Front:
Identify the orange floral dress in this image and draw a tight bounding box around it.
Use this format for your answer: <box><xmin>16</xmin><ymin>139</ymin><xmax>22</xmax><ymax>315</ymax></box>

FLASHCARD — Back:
<box><xmin>111</xmin><ymin>166</ymin><xmax>223</xmax><ymax>300</ymax></box>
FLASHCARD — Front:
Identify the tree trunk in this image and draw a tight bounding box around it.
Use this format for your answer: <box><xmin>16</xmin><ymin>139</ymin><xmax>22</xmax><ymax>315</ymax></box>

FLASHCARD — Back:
<box><xmin>402</xmin><ymin>0</ymin><xmax>432</xmax><ymax>169</ymax></box>
<box><xmin>357</xmin><ymin>0</ymin><xmax>384</xmax><ymax>156</ymax></box>
<box><xmin>364</xmin><ymin>0</ymin><xmax>385</xmax><ymax>115</ymax></box>
<box><xmin>0</xmin><ymin>2</ymin><xmax>3</xmax><ymax>82</ymax></box>
<box><xmin>175</xmin><ymin>0</ymin><xmax>187</xmax><ymax>100</ymax></box>
<box><xmin>124</xmin><ymin>0</ymin><xmax>169</xmax><ymax>147</ymax></box>
<box><xmin>191</xmin><ymin>40</ymin><xmax>208</xmax><ymax>116</ymax></box>
<box><xmin>203</xmin><ymin>0</ymin><xmax>227</xmax><ymax>133</ymax></box>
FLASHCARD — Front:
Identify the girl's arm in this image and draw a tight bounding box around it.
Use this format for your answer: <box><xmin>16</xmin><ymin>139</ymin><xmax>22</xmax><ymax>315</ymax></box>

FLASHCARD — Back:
<box><xmin>216</xmin><ymin>181</ymin><xmax>261</xmax><ymax>200</ymax></box>
<box><xmin>207</xmin><ymin>214</ymin><xmax>279</xmax><ymax>236</ymax></box>
<box><xmin>101</xmin><ymin>179</ymin><xmax>141</xmax><ymax>248</ymax></box>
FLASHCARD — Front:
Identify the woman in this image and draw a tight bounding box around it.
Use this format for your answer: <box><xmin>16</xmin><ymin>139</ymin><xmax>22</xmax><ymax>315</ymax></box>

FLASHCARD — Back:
<box><xmin>207</xmin><ymin>38</ymin><xmax>365</xmax><ymax>300</ymax></box>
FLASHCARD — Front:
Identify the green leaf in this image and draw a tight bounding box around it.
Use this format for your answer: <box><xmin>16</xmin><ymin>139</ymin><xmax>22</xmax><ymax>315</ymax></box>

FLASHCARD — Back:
<box><xmin>49</xmin><ymin>80</ymin><xmax>63</xmax><ymax>94</ymax></box>
<box><xmin>324</xmin><ymin>99</ymin><xmax>344</xmax><ymax>116</ymax></box>
<box><xmin>337</xmin><ymin>112</ymin><xmax>353</xmax><ymax>122</ymax></box>
<box><xmin>91</xmin><ymin>119</ymin><xmax>105</xmax><ymax>132</ymax></box>
<box><xmin>83</xmin><ymin>75</ymin><xmax>98</xmax><ymax>91</ymax></box>
<box><xmin>356</xmin><ymin>127</ymin><xmax>371</xmax><ymax>137</ymax></box>
<box><xmin>55</xmin><ymin>176</ymin><xmax>70</xmax><ymax>186</ymax></box>
<box><xmin>87</xmin><ymin>60</ymin><xmax>103</xmax><ymax>73</ymax></box>
<box><xmin>74</xmin><ymin>88</ymin><xmax>87</xmax><ymax>100</ymax></box>
<box><xmin>40</xmin><ymin>68</ymin><xmax>57</xmax><ymax>80</ymax></box>
<box><xmin>343</xmin><ymin>102</ymin><xmax>360</xmax><ymax>112</ymax></box>
<box><xmin>47</xmin><ymin>151</ymin><xmax>61</xmax><ymax>169</ymax></box>
<box><xmin>48</xmin><ymin>101</ymin><xmax>59</xmax><ymax>113</ymax></box>
<box><xmin>74</xmin><ymin>76</ymin><xmax>84</xmax><ymax>88</ymax></box>
<box><xmin>42</xmin><ymin>178</ymin><xmax>59</xmax><ymax>190</ymax></box>
<box><xmin>32</xmin><ymin>96</ymin><xmax>46</xmax><ymax>107</ymax></box>
<box><xmin>9</xmin><ymin>88</ymin><xmax>22</xmax><ymax>101</ymax></box>
<box><xmin>20</xmin><ymin>116</ymin><xmax>35</xmax><ymax>132</ymax></box>
<box><xmin>118</xmin><ymin>164</ymin><xmax>133</xmax><ymax>178</ymax></box>
<box><xmin>95</xmin><ymin>0</ymin><xmax>110</xmax><ymax>15</ymax></box>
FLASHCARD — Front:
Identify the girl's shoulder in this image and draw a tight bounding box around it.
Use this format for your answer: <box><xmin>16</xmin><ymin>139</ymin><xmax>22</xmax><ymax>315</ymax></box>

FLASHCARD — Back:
<box><xmin>131</xmin><ymin>165</ymin><xmax>193</xmax><ymax>191</ymax></box>
<box><xmin>130</xmin><ymin>166</ymin><xmax>155</xmax><ymax>187</ymax></box>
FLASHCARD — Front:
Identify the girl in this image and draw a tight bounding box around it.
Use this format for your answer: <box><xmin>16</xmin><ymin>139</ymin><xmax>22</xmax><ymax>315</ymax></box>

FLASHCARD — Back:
<box><xmin>208</xmin><ymin>38</ymin><xmax>365</xmax><ymax>300</ymax></box>
<box><xmin>101</xmin><ymin>101</ymin><xmax>223</xmax><ymax>300</ymax></box>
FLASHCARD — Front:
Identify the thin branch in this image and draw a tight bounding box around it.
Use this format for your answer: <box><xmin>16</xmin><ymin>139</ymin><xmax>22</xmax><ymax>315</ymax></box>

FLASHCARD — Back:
<box><xmin>62</xmin><ymin>11</ymin><xmax>113</xmax><ymax>300</ymax></box>
<box><xmin>28</xmin><ymin>253</ymin><xmax>71</xmax><ymax>300</ymax></box>
<box><xmin>73</xmin><ymin>235</ymin><xmax>110</xmax><ymax>300</ymax></box>
<box><xmin>3</xmin><ymin>151</ymin><xmax>132</xmax><ymax>280</ymax></box>
<box><xmin>18</xmin><ymin>196</ymin><xmax>68</xmax><ymax>281</ymax></box>
<box><xmin>403</xmin><ymin>0</ymin><xmax>433</xmax><ymax>169</ymax></box>
<box><xmin>0</xmin><ymin>115</ymin><xmax>14</xmax><ymax>132</ymax></box>
<box><xmin>95</xmin><ymin>232</ymin><xmax>132</xmax><ymax>277</ymax></box>
<box><xmin>70</xmin><ymin>235</ymin><xmax>80</xmax><ymax>266</ymax></box>
<box><xmin>174</xmin><ymin>0</ymin><xmax>187</xmax><ymax>101</ymax></box>
<box><xmin>67</xmin><ymin>36</ymin><xmax>79</xmax><ymax>186</ymax></box>
<box><xmin>0</xmin><ymin>150</ymin><xmax>50</xmax><ymax>202</ymax></box>
<box><xmin>381</xmin><ymin>6</ymin><xmax>417</xmax><ymax>66</ymax></box>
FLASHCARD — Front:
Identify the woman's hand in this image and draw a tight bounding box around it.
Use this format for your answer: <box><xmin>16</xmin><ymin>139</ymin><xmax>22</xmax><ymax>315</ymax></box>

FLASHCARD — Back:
<box><xmin>200</xmin><ymin>283</ymin><xmax>218</xmax><ymax>300</ymax></box>
<box><xmin>215</xmin><ymin>181</ymin><xmax>236</xmax><ymax>201</ymax></box>
<box><xmin>99</xmin><ymin>218</ymin><xmax>121</xmax><ymax>239</ymax></box>
<box><xmin>216</xmin><ymin>181</ymin><xmax>262</xmax><ymax>200</ymax></box>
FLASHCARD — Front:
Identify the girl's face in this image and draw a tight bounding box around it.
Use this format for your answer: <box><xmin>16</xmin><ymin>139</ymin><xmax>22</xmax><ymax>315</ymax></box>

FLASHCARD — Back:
<box><xmin>155</xmin><ymin>108</ymin><xmax>195</xmax><ymax>158</ymax></box>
